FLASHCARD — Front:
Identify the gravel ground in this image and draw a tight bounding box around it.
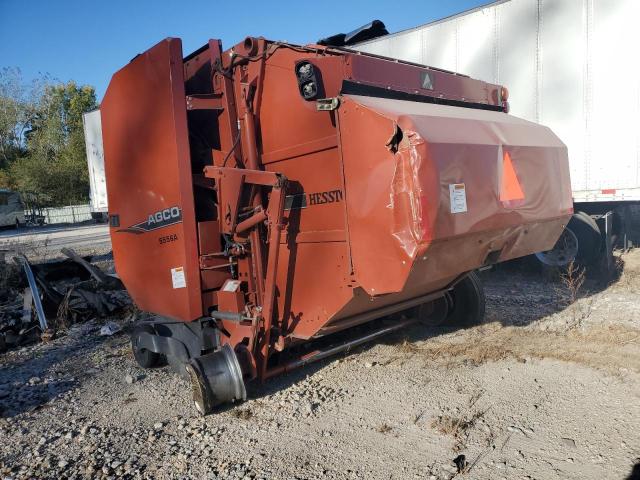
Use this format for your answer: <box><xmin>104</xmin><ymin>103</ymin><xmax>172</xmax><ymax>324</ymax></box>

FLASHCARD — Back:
<box><xmin>1</xmin><ymin>251</ymin><xmax>639</xmax><ymax>480</ymax></box>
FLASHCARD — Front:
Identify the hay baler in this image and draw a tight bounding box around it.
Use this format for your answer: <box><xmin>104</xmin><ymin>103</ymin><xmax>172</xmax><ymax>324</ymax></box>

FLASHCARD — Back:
<box><xmin>101</xmin><ymin>27</ymin><xmax>572</xmax><ymax>414</ymax></box>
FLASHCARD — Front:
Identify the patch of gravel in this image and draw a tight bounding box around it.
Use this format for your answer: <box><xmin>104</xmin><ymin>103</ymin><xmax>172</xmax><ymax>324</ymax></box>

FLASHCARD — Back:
<box><xmin>1</xmin><ymin>251</ymin><xmax>639</xmax><ymax>479</ymax></box>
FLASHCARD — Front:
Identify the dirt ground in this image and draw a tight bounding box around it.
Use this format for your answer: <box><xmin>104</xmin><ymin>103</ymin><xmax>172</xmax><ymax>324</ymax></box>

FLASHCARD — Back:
<box><xmin>0</xmin><ymin>250</ymin><xmax>639</xmax><ymax>480</ymax></box>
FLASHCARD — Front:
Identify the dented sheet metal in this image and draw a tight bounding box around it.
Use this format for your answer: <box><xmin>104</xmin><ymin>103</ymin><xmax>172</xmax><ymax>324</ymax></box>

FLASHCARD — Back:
<box><xmin>338</xmin><ymin>95</ymin><xmax>572</xmax><ymax>296</ymax></box>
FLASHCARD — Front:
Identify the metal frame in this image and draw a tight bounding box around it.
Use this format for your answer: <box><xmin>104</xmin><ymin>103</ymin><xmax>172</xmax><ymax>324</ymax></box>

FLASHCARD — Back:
<box><xmin>203</xmin><ymin>166</ymin><xmax>288</xmax><ymax>380</ymax></box>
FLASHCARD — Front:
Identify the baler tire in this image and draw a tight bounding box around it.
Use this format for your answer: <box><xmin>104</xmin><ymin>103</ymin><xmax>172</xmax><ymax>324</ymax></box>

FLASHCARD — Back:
<box><xmin>133</xmin><ymin>347</ymin><xmax>162</xmax><ymax>369</ymax></box>
<box><xmin>446</xmin><ymin>271</ymin><xmax>486</xmax><ymax>327</ymax></box>
<box><xmin>569</xmin><ymin>212</ymin><xmax>601</xmax><ymax>266</ymax></box>
<box><xmin>131</xmin><ymin>325</ymin><xmax>166</xmax><ymax>369</ymax></box>
<box><xmin>416</xmin><ymin>296</ymin><xmax>450</xmax><ymax>327</ymax></box>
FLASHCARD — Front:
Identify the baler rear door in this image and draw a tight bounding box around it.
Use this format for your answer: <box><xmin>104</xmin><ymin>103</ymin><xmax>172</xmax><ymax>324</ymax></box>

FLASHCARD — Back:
<box><xmin>101</xmin><ymin>38</ymin><xmax>202</xmax><ymax>321</ymax></box>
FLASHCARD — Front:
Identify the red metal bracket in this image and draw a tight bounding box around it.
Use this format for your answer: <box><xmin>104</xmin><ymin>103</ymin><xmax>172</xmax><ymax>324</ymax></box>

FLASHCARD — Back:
<box><xmin>204</xmin><ymin>165</ymin><xmax>287</xmax><ymax>380</ymax></box>
<box><xmin>185</xmin><ymin>94</ymin><xmax>224</xmax><ymax>111</ymax></box>
<box><xmin>203</xmin><ymin>166</ymin><xmax>285</xmax><ymax>235</ymax></box>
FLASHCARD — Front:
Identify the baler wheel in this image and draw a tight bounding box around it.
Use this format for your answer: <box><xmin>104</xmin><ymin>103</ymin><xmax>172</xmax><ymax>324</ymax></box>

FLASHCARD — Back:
<box><xmin>416</xmin><ymin>296</ymin><xmax>450</xmax><ymax>327</ymax></box>
<box><xmin>131</xmin><ymin>325</ymin><xmax>166</xmax><ymax>369</ymax></box>
<box><xmin>186</xmin><ymin>344</ymin><xmax>247</xmax><ymax>415</ymax></box>
<box><xmin>445</xmin><ymin>271</ymin><xmax>486</xmax><ymax>327</ymax></box>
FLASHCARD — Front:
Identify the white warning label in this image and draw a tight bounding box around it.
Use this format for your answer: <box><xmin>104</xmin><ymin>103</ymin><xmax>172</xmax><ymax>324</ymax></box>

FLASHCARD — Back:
<box><xmin>171</xmin><ymin>266</ymin><xmax>186</xmax><ymax>289</ymax></box>
<box><xmin>449</xmin><ymin>183</ymin><xmax>468</xmax><ymax>214</ymax></box>
<box><xmin>222</xmin><ymin>279</ymin><xmax>241</xmax><ymax>292</ymax></box>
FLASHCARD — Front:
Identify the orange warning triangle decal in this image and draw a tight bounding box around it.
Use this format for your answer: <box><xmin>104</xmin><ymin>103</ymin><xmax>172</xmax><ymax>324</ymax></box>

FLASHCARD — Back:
<box><xmin>500</xmin><ymin>151</ymin><xmax>525</xmax><ymax>202</ymax></box>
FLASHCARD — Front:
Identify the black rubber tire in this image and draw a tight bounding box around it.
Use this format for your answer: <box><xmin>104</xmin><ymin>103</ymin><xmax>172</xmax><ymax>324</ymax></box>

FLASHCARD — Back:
<box><xmin>131</xmin><ymin>325</ymin><xmax>165</xmax><ymax>369</ymax></box>
<box><xmin>446</xmin><ymin>271</ymin><xmax>486</xmax><ymax>327</ymax></box>
<box><xmin>416</xmin><ymin>296</ymin><xmax>450</xmax><ymax>327</ymax></box>
<box><xmin>569</xmin><ymin>211</ymin><xmax>601</xmax><ymax>266</ymax></box>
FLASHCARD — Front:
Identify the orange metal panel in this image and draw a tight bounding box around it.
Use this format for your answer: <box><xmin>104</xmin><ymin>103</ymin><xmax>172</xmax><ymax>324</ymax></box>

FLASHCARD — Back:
<box><xmin>337</xmin><ymin>95</ymin><xmax>572</xmax><ymax>297</ymax></box>
<box><xmin>274</xmin><ymin>241</ymin><xmax>353</xmax><ymax>340</ymax></box>
<box><xmin>101</xmin><ymin>38</ymin><xmax>202</xmax><ymax>321</ymax></box>
<box><xmin>257</xmin><ymin>54</ymin><xmax>343</xmax><ymax>162</ymax></box>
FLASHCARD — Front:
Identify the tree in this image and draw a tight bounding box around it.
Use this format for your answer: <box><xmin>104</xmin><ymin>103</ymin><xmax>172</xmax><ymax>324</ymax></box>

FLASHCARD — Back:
<box><xmin>7</xmin><ymin>81</ymin><xmax>97</xmax><ymax>206</ymax></box>
<box><xmin>0</xmin><ymin>68</ymin><xmax>43</xmax><ymax>173</ymax></box>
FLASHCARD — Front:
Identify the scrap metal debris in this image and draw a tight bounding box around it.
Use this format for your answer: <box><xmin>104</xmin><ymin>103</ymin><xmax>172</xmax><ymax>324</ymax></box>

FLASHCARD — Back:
<box><xmin>99</xmin><ymin>321</ymin><xmax>122</xmax><ymax>336</ymax></box>
<box><xmin>0</xmin><ymin>249</ymin><xmax>130</xmax><ymax>352</ymax></box>
<box><xmin>14</xmin><ymin>255</ymin><xmax>48</xmax><ymax>331</ymax></box>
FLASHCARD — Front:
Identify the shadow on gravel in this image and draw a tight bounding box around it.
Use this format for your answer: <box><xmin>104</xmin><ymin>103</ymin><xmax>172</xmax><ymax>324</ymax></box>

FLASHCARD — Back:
<box><xmin>0</xmin><ymin>327</ymin><xmax>109</xmax><ymax>418</ymax></box>
<box><xmin>4</xmin><ymin>254</ymin><xmax>627</xmax><ymax>415</ymax></box>
<box><xmin>478</xmin><ymin>255</ymin><xmax>624</xmax><ymax>327</ymax></box>
<box><xmin>245</xmin><ymin>316</ymin><xmax>467</xmax><ymax>402</ymax></box>
<box><xmin>627</xmin><ymin>461</ymin><xmax>640</xmax><ymax>480</ymax></box>
<box><xmin>245</xmin><ymin>254</ymin><xmax>628</xmax><ymax>402</ymax></box>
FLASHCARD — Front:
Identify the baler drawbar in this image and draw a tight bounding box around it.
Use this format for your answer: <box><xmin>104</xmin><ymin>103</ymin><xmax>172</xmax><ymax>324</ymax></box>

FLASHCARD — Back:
<box><xmin>101</xmin><ymin>25</ymin><xmax>572</xmax><ymax>414</ymax></box>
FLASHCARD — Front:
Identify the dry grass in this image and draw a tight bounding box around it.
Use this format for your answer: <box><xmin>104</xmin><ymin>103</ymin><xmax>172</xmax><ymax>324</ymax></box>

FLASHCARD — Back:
<box><xmin>375</xmin><ymin>423</ymin><xmax>393</xmax><ymax>434</ymax></box>
<box><xmin>431</xmin><ymin>410</ymin><xmax>486</xmax><ymax>452</ymax></box>
<box><xmin>558</xmin><ymin>261</ymin><xmax>586</xmax><ymax>304</ymax></box>
<box><xmin>618</xmin><ymin>268</ymin><xmax>640</xmax><ymax>289</ymax></box>
<box><xmin>613</xmin><ymin>249</ymin><xmax>640</xmax><ymax>291</ymax></box>
<box><xmin>397</xmin><ymin>340</ymin><xmax>422</xmax><ymax>355</ymax></box>
<box><xmin>554</xmin><ymin>260</ymin><xmax>594</xmax><ymax>329</ymax></box>
<box><xmin>396</xmin><ymin>323</ymin><xmax>640</xmax><ymax>373</ymax></box>
<box><xmin>431</xmin><ymin>415</ymin><xmax>470</xmax><ymax>436</ymax></box>
<box><xmin>392</xmin><ymin>252</ymin><xmax>640</xmax><ymax>373</ymax></box>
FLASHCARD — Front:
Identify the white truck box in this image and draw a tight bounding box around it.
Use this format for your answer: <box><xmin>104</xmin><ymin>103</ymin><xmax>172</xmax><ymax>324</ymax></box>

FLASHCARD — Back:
<box><xmin>83</xmin><ymin>109</ymin><xmax>108</xmax><ymax>219</ymax></box>
<box><xmin>355</xmin><ymin>0</ymin><xmax>640</xmax><ymax>264</ymax></box>
<box><xmin>356</xmin><ymin>0</ymin><xmax>640</xmax><ymax>204</ymax></box>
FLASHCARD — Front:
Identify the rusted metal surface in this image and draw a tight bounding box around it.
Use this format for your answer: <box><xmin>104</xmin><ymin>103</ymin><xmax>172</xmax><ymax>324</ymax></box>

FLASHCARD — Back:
<box><xmin>185</xmin><ymin>94</ymin><xmax>224</xmax><ymax>111</ymax></box>
<box><xmin>101</xmin><ymin>34</ymin><xmax>572</xmax><ymax>384</ymax></box>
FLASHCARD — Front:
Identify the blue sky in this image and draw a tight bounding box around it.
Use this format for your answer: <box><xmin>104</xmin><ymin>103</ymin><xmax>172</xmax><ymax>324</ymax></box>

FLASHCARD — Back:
<box><xmin>0</xmin><ymin>0</ymin><xmax>488</xmax><ymax>101</ymax></box>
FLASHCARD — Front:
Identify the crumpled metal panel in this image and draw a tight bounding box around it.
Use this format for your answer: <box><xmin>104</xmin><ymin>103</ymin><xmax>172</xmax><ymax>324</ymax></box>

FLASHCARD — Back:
<box><xmin>338</xmin><ymin>94</ymin><xmax>572</xmax><ymax>296</ymax></box>
<box><xmin>388</xmin><ymin>127</ymin><xmax>435</xmax><ymax>260</ymax></box>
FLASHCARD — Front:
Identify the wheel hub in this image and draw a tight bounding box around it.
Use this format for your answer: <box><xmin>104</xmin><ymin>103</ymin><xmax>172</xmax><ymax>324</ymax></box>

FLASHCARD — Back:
<box><xmin>535</xmin><ymin>227</ymin><xmax>578</xmax><ymax>266</ymax></box>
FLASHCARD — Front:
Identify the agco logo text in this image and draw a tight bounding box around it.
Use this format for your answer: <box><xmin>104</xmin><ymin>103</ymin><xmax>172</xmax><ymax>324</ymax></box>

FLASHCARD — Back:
<box><xmin>148</xmin><ymin>206</ymin><xmax>181</xmax><ymax>226</ymax></box>
<box><xmin>117</xmin><ymin>206</ymin><xmax>182</xmax><ymax>234</ymax></box>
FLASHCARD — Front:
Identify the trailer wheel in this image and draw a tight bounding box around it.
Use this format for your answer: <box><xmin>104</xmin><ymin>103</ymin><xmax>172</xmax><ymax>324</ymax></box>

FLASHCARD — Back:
<box><xmin>131</xmin><ymin>325</ymin><xmax>165</xmax><ymax>369</ymax></box>
<box><xmin>445</xmin><ymin>271</ymin><xmax>486</xmax><ymax>327</ymax></box>
<box><xmin>536</xmin><ymin>212</ymin><xmax>601</xmax><ymax>267</ymax></box>
<box><xmin>535</xmin><ymin>227</ymin><xmax>578</xmax><ymax>267</ymax></box>
<box><xmin>570</xmin><ymin>211</ymin><xmax>602</xmax><ymax>266</ymax></box>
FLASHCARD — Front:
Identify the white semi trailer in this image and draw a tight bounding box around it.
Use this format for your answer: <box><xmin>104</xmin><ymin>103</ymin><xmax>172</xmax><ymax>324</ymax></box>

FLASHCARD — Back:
<box><xmin>82</xmin><ymin>109</ymin><xmax>108</xmax><ymax>222</ymax></box>
<box><xmin>356</xmin><ymin>0</ymin><xmax>640</xmax><ymax>267</ymax></box>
